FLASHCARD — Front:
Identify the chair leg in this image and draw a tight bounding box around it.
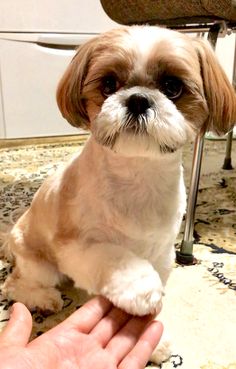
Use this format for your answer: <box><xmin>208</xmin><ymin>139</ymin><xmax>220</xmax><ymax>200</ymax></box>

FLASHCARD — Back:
<box><xmin>222</xmin><ymin>34</ymin><xmax>235</xmax><ymax>170</ymax></box>
<box><xmin>176</xmin><ymin>134</ymin><xmax>204</xmax><ymax>264</ymax></box>
<box><xmin>176</xmin><ymin>23</ymin><xmax>222</xmax><ymax>265</ymax></box>
<box><xmin>222</xmin><ymin>130</ymin><xmax>234</xmax><ymax>170</ymax></box>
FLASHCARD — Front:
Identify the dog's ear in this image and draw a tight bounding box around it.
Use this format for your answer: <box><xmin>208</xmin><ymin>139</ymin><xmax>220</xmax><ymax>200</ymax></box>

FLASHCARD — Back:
<box><xmin>56</xmin><ymin>37</ymin><xmax>98</xmax><ymax>129</ymax></box>
<box><xmin>193</xmin><ymin>38</ymin><xmax>236</xmax><ymax>135</ymax></box>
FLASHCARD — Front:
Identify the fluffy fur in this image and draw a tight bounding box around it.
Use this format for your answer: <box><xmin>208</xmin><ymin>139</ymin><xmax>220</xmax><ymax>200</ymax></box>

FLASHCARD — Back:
<box><xmin>1</xmin><ymin>25</ymin><xmax>236</xmax><ymax>363</ymax></box>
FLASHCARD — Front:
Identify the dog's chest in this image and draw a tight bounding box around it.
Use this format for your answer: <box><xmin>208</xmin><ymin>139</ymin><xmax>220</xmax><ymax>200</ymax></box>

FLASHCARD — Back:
<box><xmin>78</xmin><ymin>144</ymin><xmax>186</xmax><ymax>259</ymax></box>
<box><xmin>102</xmin><ymin>161</ymin><xmax>186</xmax><ymax>255</ymax></box>
<box><xmin>109</xmin><ymin>161</ymin><xmax>184</xmax><ymax>220</ymax></box>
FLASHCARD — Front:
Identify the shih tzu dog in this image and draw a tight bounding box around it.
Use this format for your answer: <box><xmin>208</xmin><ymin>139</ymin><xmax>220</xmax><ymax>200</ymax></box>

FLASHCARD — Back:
<box><xmin>1</xmin><ymin>25</ymin><xmax>236</xmax><ymax>363</ymax></box>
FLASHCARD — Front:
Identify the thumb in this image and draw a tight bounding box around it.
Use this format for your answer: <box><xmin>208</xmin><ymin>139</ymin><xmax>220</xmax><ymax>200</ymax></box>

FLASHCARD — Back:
<box><xmin>0</xmin><ymin>302</ymin><xmax>32</xmax><ymax>347</ymax></box>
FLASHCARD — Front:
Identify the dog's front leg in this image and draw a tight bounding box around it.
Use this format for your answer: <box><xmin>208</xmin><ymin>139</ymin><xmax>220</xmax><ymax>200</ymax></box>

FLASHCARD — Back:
<box><xmin>57</xmin><ymin>242</ymin><xmax>163</xmax><ymax>316</ymax></box>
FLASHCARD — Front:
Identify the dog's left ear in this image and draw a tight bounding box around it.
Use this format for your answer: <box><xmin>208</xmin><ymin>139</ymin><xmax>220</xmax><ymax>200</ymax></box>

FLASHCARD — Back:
<box><xmin>193</xmin><ymin>38</ymin><xmax>236</xmax><ymax>135</ymax></box>
<box><xmin>56</xmin><ymin>37</ymin><xmax>99</xmax><ymax>130</ymax></box>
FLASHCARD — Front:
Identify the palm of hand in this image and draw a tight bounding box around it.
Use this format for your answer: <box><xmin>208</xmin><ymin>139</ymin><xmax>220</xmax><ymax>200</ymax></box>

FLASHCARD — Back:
<box><xmin>31</xmin><ymin>329</ymin><xmax>118</xmax><ymax>369</ymax></box>
<box><xmin>0</xmin><ymin>296</ymin><xmax>163</xmax><ymax>369</ymax></box>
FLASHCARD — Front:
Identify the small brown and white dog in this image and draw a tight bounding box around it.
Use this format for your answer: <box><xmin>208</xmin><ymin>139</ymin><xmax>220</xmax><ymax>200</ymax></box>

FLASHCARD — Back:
<box><xmin>1</xmin><ymin>25</ymin><xmax>236</xmax><ymax>361</ymax></box>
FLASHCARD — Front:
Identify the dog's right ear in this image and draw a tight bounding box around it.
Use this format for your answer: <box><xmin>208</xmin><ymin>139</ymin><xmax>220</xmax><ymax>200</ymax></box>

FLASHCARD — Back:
<box><xmin>56</xmin><ymin>37</ymin><xmax>98</xmax><ymax>129</ymax></box>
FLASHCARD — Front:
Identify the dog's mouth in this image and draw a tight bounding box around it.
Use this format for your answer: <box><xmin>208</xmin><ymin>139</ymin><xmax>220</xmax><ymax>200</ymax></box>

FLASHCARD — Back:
<box><xmin>159</xmin><ymin>144</ymin><xmax>176</xmax><ymax>154</ymax></box>
<box><xmin>96</xmin><ymin>122</ymin><xmax>177</xmax><ymax>155</ymax></box>
<box><xmin>123</xmin><ymin>114</ymin><xmax>148</xmax><ymax>135</ymax></box>
<box><xmin>97</xmin><ymin>114</ymin><xmax>149</xmax><ymax>149</ymax></box>
<box><xmin>101</xmin><ymin>110</ymin><xmax>177</xmax><ymax>154</ymax></box>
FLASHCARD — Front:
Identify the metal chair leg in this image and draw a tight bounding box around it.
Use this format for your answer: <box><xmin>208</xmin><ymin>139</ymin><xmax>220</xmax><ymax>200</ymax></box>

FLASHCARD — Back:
<box><xmin>176</xmin><ymin>134</ymin><xmax>204</xmax><ymax>264</ymax></box>
<box><xmin>222</xmin><ymin>130</ymin><xmax>234</xmax><ymax>169</ymax></box>
<box><xmin>222</xmin><ymin>35</ymin><xmax>235</xmax><ymax>170</ymax></box>
<box><xmin>176</xmin><ymin>23</ymin><xmax>222</xmax><ymax>265</ymax></box>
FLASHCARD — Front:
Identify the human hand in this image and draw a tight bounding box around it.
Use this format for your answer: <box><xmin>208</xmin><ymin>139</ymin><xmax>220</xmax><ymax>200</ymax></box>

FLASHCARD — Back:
<box><xmin>0</xmin><ymin>296</ymin><xmax>163</xmax><ymax>369</ymax></box>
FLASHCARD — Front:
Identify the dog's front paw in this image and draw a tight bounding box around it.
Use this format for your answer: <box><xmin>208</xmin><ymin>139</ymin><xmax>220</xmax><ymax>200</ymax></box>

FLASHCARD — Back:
<box><xmin>101</xmin><ymin>261</ymin><xmax>164</xmax><ymax>316</ymax></box>
<box><xmin>2</xmin><ymin>277</ymin><xmax>64</xmax><ymax>313</ymax></box>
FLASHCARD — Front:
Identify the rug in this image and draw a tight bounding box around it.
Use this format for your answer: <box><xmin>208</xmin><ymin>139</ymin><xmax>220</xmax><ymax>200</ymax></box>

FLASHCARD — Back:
<box><xmin>0</xmin><ymin>137</ymin><xmax>236</xmax><ymax>369</ymax></box>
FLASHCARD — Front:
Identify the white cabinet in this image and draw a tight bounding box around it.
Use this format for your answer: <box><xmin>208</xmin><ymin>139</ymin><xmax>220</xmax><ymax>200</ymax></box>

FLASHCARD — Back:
<box><xmin>0</xmin><ymin>0</ymin><xmax>117</xmax><ymax>33</ymax></box>
<box><xmin>0</xmin><ymin>0</ymin><xmax>117</xmax><ymax>138</ymax></box>
<box><xmin>0</xmin><ymin>34</ymin><xmax>89</xmax><ymax>138</ymax></box>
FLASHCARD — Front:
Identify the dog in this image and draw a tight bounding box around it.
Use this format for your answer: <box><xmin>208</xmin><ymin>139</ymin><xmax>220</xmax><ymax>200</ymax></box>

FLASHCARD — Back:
<box><xmin>1</xmin><ymin>25</ymin><xmax>236</xmax><ymax>363</ymax></box>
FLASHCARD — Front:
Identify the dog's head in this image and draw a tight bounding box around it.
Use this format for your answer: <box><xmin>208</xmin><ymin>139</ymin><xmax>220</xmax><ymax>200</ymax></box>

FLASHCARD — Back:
<box><xmin>57</xmin><ymin>26</ymin><xmax>236</xmax><ymax>156</ymax></box>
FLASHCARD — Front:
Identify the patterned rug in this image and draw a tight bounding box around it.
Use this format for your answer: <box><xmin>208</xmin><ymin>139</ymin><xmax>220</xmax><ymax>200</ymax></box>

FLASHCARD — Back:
<box><xmin>0</xmin><ymin>137</ymin><xmax>236</xmax><ymax>369</ymax></box>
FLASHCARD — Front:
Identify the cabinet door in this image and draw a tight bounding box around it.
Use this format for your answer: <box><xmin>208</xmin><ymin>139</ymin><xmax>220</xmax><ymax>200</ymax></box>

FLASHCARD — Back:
<box><xmin>0</xmin><ymin>0</ymin><xmax>116</xmax><ymax>33</ymax></box>
<box><xmin>0</xmin><ymin>35</ymin><xmax>88</xmax><ymax>138</ymax></box>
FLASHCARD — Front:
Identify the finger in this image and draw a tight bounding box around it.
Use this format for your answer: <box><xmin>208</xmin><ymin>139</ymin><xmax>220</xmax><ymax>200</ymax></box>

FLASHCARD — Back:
<box><xmin>106</xmin><ymin>314</ymin><xmax>154</xmax><ymax>364</ymax></box>
<box><xmin>0</xmin><ymin>302</ymin><xmax>32</xmax><ymax>347</ymax></box>
<box><xmin>119</xmin><ymin>321</ymin><xmax>163</xmax><ymax>369</ymax></box>
<box><xmin>90</xmin><ymin>306</ymin><xmax>131</xmax><ymax>347</ymax></box>
<box><xmin>46</xmin><ymin>296</ymin><xmax>113</xmax><ymax>336</ymax></box>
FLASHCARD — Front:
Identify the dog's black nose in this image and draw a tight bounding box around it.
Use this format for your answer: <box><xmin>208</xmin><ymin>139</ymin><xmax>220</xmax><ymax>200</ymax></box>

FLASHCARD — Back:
<box><xmin>126</xmin><ymin>94</ymin><xmax>151</xmax><ymax>116</ymax></box>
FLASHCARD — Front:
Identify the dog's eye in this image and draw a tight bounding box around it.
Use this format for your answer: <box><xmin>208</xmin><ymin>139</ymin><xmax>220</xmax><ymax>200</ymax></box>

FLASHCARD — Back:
<box><xmin>101</xmin><ymin>75</ymin><xmax>119</xmax><ymax>97</ymax></box>
<box><xmin>160</xmin><ymin>76</ymin><xmax>183</xmax><ymax>100</ymax></box>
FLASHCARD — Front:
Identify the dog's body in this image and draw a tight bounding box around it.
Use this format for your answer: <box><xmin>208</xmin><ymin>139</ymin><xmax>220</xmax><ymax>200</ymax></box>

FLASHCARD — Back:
<box><xmin>1</xmin><ymin>25</ymin><xmax>236</xmax><ymax>363</ymax></box>
<box><xmin>4</xmin><ymin>135</ymin><xmax>185</xmax><ymax>316</ymax></box>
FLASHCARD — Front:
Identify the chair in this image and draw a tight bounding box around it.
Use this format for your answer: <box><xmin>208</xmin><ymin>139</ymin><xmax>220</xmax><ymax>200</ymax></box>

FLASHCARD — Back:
<box><xmin>100</xmin><ymin>0</ymin><xmax>236</xmax><ymax>264</ymax></box>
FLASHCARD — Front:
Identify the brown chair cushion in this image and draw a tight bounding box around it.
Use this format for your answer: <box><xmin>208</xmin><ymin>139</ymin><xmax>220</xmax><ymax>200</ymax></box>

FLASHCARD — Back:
<box><xmin>101</xmin><ymin>0</ymin><xmax>236</xmax><ymax>26</ymax></box>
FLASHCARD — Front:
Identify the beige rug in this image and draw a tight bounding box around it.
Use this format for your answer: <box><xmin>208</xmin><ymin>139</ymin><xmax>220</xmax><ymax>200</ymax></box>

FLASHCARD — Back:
<box><xmin>0</xmin><ymin>137</ymin><xmax>235</xmax><ymax>369</ymax></box>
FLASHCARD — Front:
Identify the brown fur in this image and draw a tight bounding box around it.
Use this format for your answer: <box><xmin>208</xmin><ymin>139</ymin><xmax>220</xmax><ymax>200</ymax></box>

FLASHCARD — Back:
<box><xmin>193</xmin><ymin>38</ymin><xmax>236</xmax><ymax>134</ymax></box>
<box><xmin>56</xmin><ymin>28</ymin><xmax>132</xmax><ymax>129</ymax></box>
